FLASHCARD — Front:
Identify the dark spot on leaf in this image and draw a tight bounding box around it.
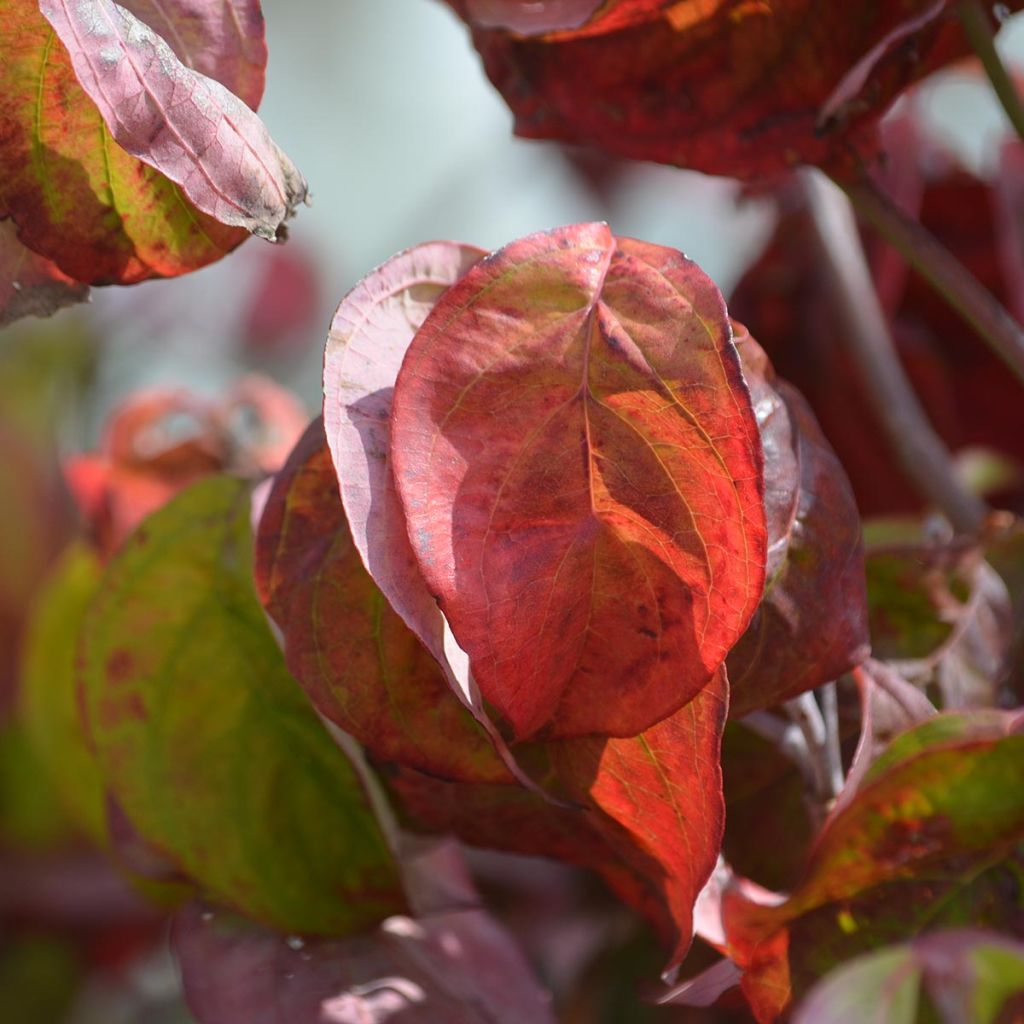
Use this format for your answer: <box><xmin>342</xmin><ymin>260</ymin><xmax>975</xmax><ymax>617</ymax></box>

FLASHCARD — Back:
<box><xmin>106</xmin><ymin>648</ymin><xmax>135</xmax><ymax>684</ymax></box>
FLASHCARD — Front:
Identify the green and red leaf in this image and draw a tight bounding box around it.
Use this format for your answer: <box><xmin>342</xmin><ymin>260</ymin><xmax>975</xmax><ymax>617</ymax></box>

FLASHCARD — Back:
<box><xmin>723</xmin><ymin>711</ymin><xmax>1024</xmax><ymax>1019</ymax></box>
<box><xmin>78</xmin><ymin>475</ymin><xmax>405</xmax><ymax>935</ymax></box>
<box><xmin>0</xmin><ymin>0</ymin><xmax>302</xmax><ymax>292</ymax></box>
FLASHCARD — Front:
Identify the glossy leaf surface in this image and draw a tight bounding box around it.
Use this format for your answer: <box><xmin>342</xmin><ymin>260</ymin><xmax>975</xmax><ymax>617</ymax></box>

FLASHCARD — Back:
<box><xmin>391</xmin><ymin>222</ymin><xmax>765</xmax><ymax>740</ymax></box>
<box><xmin>726</xmin><ymin>325</ymin><xmax>868</xmax><ymax>716</ymax></box>
<box><xmin>255</xmin><ymin>418</ymin><xmax>512</xmax><ymax>784</ymax></box>
<box><xmin>454</xmin><ymin>2</ymin><xmax>1006</xmax><ymax>179</ymax></box>
<box><xmin>78</xmin><ymin>476</ymin><xmax>405</xmax><ymax>935</ymax></box>
<box><xmin>174</xmin><ymin>900</ymin><xmax>557</xmax><ymax>1024</ymax></box>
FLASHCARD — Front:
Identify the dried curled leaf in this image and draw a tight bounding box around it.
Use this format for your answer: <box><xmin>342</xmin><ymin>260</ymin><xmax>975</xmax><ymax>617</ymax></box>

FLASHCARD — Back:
<box><xmin>391</xmin><ymin>222</ymin><xmax>765</xmax><ymax>741</ymax></box>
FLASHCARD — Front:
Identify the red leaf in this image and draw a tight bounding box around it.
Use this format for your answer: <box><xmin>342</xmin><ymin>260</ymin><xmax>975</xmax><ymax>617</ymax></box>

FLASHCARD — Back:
<box><xmin>254</xmin><ymin>417</ymin><xmax>513</xmax><ymax>784</ymax></box>
<box><xmin>726</xmin><ymin>325</ymin><xmax>868</xmax><ymax>716</ymax></box>
<box><xmin>120</xmin><ymin>0</ymin><xmax>267</xmax><ymax>110</ymax></box>
<box><xmin>173</xmin><ymin>901</ymin><xmax>557</xmax><ymax>1024</ymax></box>
<box><xmin>389</xmin><ymin>677</ymin><xmax>728</xmax><ymax>974</ymax></box>
<box><xmin>39</xmin><ymin>0</ymin><xmax>306</xmax><ymax>241</ymax></box>
<box><xmin>552</xmin><ymin>669</ymin><xmax>728</xmax><ymax>974</ymax></box>
<box><xmin>66</xmin><ymin>377</ymin><xmax>305</xmax><ymax>557</ymax></box>
<box><xmin>454</xmin><ymin>2</ymin><xmax>1003</xmax><ymax>179</ymax></box>
<box><xmin>391</xmin><ymin>223</ymin><xmax>765</xmax><ymax>741</ymax></box>
<box><xmin>0</xmin><ymin>217</ymin><xmax>89</xmax><ymax>327</ymax></box>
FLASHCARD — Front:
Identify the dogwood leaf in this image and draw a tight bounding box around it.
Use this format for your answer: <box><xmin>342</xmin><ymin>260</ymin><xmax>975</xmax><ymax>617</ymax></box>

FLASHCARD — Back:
<box><xmin>391</xmin><ymin>223</ymin><xmax>765</xmax><ymax>741</ymax></box>
<box><xmin>78</xmin><ymin>476</ymin><xmax>405</xmax><ymax>935</ymax></box>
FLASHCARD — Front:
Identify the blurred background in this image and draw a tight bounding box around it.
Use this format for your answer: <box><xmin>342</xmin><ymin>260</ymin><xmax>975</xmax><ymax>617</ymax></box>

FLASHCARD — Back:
<box><xmin>2</xmin><ymin>2</ymin><xmax>1024</xmax><ymax>1021</ymax></box>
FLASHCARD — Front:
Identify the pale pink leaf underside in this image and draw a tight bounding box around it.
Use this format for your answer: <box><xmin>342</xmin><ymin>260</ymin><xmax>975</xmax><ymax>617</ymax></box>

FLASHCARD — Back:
<box><xmin>40</xmin><ymin>0</ymin><xmax>307</xmax><ymax>240</ymax></box>
<box><xmin>121</xmin><ymin>0</ymin><xmax>267</xmax><ymax>109</ymax></box>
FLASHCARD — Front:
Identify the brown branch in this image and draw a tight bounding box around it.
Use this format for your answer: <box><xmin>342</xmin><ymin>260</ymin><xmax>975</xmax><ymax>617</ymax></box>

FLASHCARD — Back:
<box><xmin>804</xmin><ymin>171</ymin><xmax>988</xmax><ymax>534</ymax></box>
<box><xmin>844</xmin><ymin>174</ymin><xmax>1024</xmax><ymax>388</ymax></box>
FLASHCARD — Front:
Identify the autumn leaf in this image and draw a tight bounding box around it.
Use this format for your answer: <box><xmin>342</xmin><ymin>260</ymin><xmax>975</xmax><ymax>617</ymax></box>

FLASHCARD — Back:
<box><xmin>173</xmin><ymin>899</ymin><xmax>557</xmax><ymax>1024</ymax></box>
<box><xmin>723</xmin><ymin>711</ymin><xmax>1024</xmax><ymax>1019</ymax></box>
<box><xmin>450</xmin><ymin>1</ymin><xmax>1011</xmax><ymax>179</ymax></box>
<box><xmin>448</xmin><ymin>0</ymin><xmax>673</xmax><ymax>37</ymax></box>
<box><xmin>551</xmin><ymin>669</ymin><xmax>729</xmax><ymax>973</ymax></box>
<box><xmin>254</xmin><ymin>417</ymin><xmax>514</xmax><ymax>784</ymax></box>
<box><xmin>120</xmin><ymin>0</ymin><xmax>268</xmax><ymax>110</ymax></box>
<box><xmin>391</xmin><ymin>222</ymin><xmax>765</xmax><ymax>741</ymax></box>
<box><xmin>726</xmin><ymin>323</ymin><xmax>868</xmax><ymax>716</ymax></box>
<box><xmin>65</xmin><ymin>377</ymin><xmax>306</xmax><ymax>558</ymax></box>
<box><xmin>793</xmin><ymin>929</ymin><xmax>1024</xmax><ymax>1024</ymax></box>
<box><xmin>388</xmin><ymin>679</ymin><xmax>728</xmax><ymax>975</ymax></box>
<box><xmin>323</xmin><ymin>241</ymin><xmax>486</xmax><ymax>705</ymax></box>
<box><xmin>0</xmin><ymin>0</ymin><xmax>303</xmax><ymax>292</ymax></box>
<box><xmin>77</xmin><ymin>476</ymin><xmax>406</xmax><ymax>935</ymax></box>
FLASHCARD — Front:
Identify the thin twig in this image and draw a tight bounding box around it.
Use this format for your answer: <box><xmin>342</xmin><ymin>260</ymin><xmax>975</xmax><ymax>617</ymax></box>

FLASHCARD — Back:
<box><xmin>818</xmin><ymin>682</ymin><xmax>845</xmax><ymax>798</ymax></box>
<box><xmin>958</xmin><ymin>0</ymin><xmax>1024</xmax><ymax>144</ymax></box>
<box><xmin>843</xmin><ymin>174</ymin><xmax>1024</xmax><ymax>388</ymax></box>
<box><xmin>782</xmin><ymin>692</ymin><xmax>834</xmax><ymax>803</ymax></box>
<box><xmin>804</xmin><ymin>171</ymin><xmax>988</xmax><ymax>534</ymax></box>
<box><xmin>740</xmin><ymin>711</ymin><xmax>817</xmax><ymax>790</ymax></box>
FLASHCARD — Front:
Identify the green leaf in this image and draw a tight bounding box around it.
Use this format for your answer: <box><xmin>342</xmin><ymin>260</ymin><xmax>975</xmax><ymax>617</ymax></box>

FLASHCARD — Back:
<box><xmin>78</xmin><ymin>475</ymin><xmax>406</xmax><ymax>935</ymax></box>
<box><xmin>19</xmin><ymin>543</ymin><xmax>107</xmax><ymax>847</ymax></box>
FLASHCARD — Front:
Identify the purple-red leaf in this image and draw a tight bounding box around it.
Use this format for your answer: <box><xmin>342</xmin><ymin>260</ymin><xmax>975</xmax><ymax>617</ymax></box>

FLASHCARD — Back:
<box><xmin>391</xmin><ymin>223</ymin><xmax>765</xmax><ymax>741</ymax></box>
<box><xmin>121</xmin><ymin>0</ymin><xmax>267</xmax><ymax>109</ymax></box>
<box><xmin>726</xmin><ymin>324</ymin><xmax>868</xmax><ymax>716</ymax></box>
<box><xmin>173</xmin><ymin>901</ymin><xmax>557</xmax><ymax>1024</ymax></box>
<box><xmin>39</xmin><ymin>0</ymin><xmax>306</xmax><ymax>241</ymax></box>
<box><xmin>323</xmin><ymin>241</ymin><xmax>486</xmax><ymax>697</ymax></box>
<box><xmin>255</xmin><ymin>417</ymin><xmax>514</xmax><ymax>784</ymax></box>
<box><xmin>452</xmin><ymin>2</ymin><xmax>1008</xmax><ymax>180</ymax></box>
